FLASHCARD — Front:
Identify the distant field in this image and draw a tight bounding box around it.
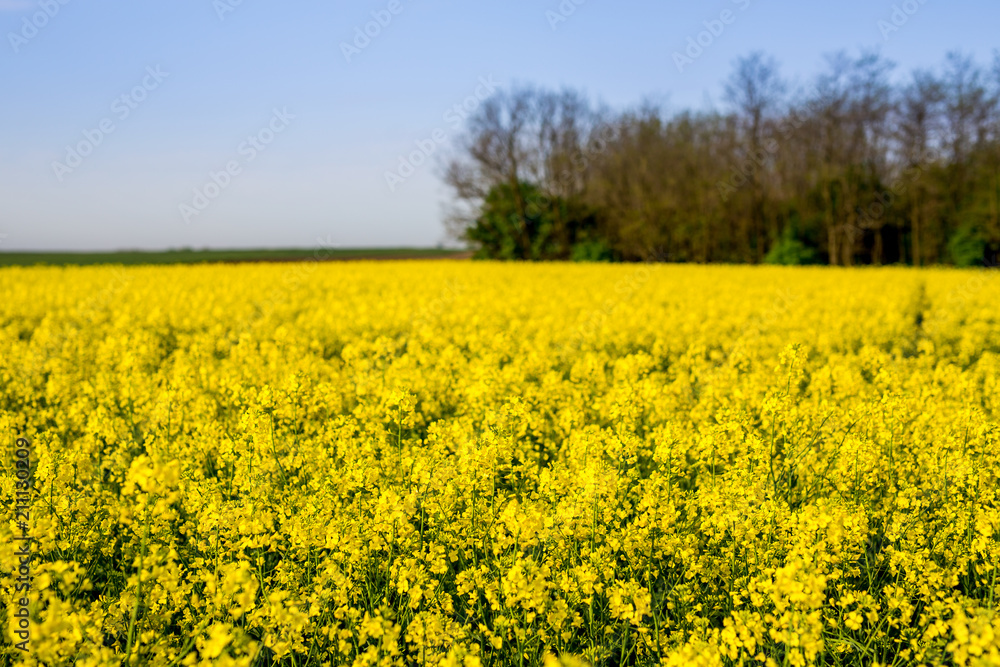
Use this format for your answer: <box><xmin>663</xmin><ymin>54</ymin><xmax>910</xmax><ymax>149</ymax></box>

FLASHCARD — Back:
<box><xmin>0</xmin><ymin>247</ymin><xmax>470</xmax><ymax>267</ymax></box>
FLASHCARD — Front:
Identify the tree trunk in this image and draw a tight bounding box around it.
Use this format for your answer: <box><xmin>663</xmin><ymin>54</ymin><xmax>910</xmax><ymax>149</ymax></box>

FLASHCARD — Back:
<box><xmin>825</xmin><ymin>186</ymin><xmax>838</xmax><ymax>266</ymax></box>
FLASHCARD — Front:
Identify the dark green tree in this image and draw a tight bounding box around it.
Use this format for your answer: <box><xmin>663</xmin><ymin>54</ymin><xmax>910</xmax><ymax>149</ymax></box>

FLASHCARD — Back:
<box><xmin>465</xmin><ymin>182</ymin><xmax>601</xmax><ymax>260</ymax></box>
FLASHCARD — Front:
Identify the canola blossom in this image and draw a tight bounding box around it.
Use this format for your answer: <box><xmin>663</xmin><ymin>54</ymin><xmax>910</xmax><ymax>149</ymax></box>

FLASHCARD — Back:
<box><xmin>1</xmin><ymin>261</ymin><xmax>999</xmax><ymax>666</ymax></box>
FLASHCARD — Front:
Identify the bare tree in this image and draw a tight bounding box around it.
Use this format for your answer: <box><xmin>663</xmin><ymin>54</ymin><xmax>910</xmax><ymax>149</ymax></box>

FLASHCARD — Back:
<box><xmin>806</xmin><ymin>52</ymin><xmax>853</xmax><ymax>264</ymax></box>
<box><xmin>533</xmin><ymin>89</ymin><xmax>599</xmax><ymax>199</ymax></box>
<box><xmin>941</xmin><ymin>52</ymin><xmax>992</xmax><ymax>167</ymax></box>
<box><xmin>443</xmin><ymin>87</ymin><xmax>538</xmax><ymax>244</ymax></box>
<box><xmin>846</xmin><ymin>51</ymin><xmax>895</xmax><ymax>264</ymax></box>
<box><xmin>443</xmin><ymin>86</ymin><xmax>599</xmax><ymax>252</ymax></box>
<box><xmin>440</xmin><ymin>51</ymin><xmax>1000</xmax><ymax>266</ymax></box>
<box><xmin>895</xmin><ymin>70</ymin><xmax>944</xmax><ymax>265</ymax></box>
<box><xmin>987</xmin><ymin>50</ymin><xmax>1000</xmax><ymax>257</ymax></box>
<box><xmin>724</xmin><ymin>52</ymin><xmax>786</xmax><ymax>261</ymax></box>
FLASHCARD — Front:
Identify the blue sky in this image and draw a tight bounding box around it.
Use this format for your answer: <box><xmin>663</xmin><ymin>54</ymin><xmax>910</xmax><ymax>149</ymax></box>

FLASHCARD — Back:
<box><xmin>0</xmin><ymin>0</ymin><xmax>997</xmax><ymax>251</ymax></box>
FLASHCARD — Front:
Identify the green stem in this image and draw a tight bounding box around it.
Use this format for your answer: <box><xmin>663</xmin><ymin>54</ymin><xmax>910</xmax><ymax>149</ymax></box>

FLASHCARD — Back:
<box><xmin>123</xmin><ymin>506</ymin><xmax>150</xmax><ymax>666</ymax></box>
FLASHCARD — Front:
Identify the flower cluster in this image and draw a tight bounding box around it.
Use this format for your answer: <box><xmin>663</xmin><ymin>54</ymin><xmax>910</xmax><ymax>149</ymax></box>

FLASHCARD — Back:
<box><xmin>1</xmin><ymin>262</ymin><xmax>998</xmax><ymax>666</ymax></box>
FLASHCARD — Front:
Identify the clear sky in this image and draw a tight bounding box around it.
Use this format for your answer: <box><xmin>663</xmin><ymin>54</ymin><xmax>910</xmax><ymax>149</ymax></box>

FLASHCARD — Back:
<box><xmin>1</xmin><ymin>0</ymin><xmax>997</xmax><ymax>251</ymax></box>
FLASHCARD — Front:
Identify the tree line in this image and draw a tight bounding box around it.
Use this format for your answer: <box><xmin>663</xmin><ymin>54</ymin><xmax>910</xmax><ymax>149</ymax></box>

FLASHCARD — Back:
<box><xmin>443</xmin><ymin>50</ymin><xmax>1000</xmax><ymax>266</ymax></box>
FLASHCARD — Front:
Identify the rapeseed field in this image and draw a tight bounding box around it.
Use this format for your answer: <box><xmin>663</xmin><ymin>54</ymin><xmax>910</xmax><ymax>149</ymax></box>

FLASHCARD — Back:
<box><xmin>1</xmin><ymin>262</ymin><xmax>998</xmax><ymax>666</ymax></box>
